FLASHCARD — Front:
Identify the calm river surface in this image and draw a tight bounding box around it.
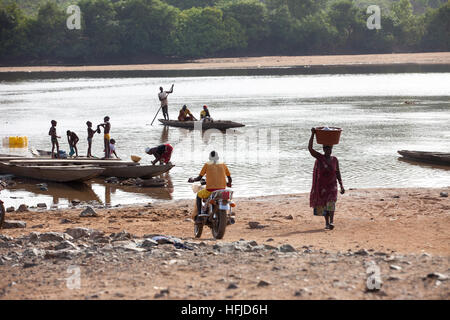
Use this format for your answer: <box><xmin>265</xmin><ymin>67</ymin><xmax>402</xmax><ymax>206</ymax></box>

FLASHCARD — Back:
<box><xmin>1</xmin><ymin>71</ymin><xmax>449</xmax><ymax>208</ymax></box>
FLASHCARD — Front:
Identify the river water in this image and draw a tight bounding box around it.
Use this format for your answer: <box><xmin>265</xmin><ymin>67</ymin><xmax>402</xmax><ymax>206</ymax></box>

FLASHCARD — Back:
<box><xmin>1</xmin><ymin>70</ymin><xmax>449</xmax><ymax>208</ymax></box>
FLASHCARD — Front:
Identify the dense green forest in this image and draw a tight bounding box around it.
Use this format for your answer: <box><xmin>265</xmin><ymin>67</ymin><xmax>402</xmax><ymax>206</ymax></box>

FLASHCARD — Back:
<box><xmin>0</xmin><ymin>0</ymin><xmax>448</xmax><ymax>64</ymax></box>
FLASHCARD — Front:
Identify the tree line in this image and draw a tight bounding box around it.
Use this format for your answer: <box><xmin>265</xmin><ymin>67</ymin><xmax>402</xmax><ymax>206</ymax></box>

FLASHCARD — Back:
<box><xmin>0</xmin><ymin>0</ymin><xmax>448</xmax><ymax>64</ymax></box>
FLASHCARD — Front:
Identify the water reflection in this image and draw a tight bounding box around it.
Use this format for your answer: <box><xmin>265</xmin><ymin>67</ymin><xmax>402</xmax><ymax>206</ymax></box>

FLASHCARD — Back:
<box><xmin>2</xmin><ymin>174</ymin><xmax>174</xmax><ymax>208</ymax></box>
<box><xmin>160</xmin><ymin>125</ymin><xmax>169</xmax><ymax>143</ymax></box>
<box><xmin>8</xmin><ymin>180</ymin><xmax>101</xmax><ymax>205</ymax></box>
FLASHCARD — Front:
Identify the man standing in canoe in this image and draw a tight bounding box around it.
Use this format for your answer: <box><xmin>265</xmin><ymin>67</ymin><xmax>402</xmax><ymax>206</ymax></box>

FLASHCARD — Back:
<box><xmin>308</xmin><ymin>128</ymin><xmax>345</xmax><ymax>230</ymax></box>
<box><xmin>158</xmin><ymin>84</ymin><xmax>174</xmax><ymax>120</ymax></box>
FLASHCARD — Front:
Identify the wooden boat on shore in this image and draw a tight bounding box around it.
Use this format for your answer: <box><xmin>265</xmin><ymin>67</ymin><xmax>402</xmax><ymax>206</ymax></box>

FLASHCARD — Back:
<box><xmin>2</xmin><ymin>159</ymin><xmax>174</xmax><ymax>178</ymax></box>
<box><xmin>101</xmin><ymin>164</ymin><xmax>174</xmax><ymax>178</ymax></box>
<box><xmin>159</xmin><ymin>119</ymin><xmax>245</xmax><ymax>130</ymax></box>
<box><xmin>6</xmin><ymin>159</ymin><xmax>138</xmax><ymax>166</ymax></box>
<box><xmin>397</xmin><ymin>150</ymin><xmax>450</xmax><ymax>166</ymax></box>
<box><xmin>0</xmin><ymin>162</ymin><xmax>105</xmax><ymax>182</ymax></box>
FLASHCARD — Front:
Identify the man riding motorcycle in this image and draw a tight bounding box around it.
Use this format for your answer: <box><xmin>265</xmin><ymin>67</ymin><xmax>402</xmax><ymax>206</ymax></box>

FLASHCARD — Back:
<box><xmin>188</xmin><ymin>151</ymin><xmax>232</xmax><ymax>223</ymax></box>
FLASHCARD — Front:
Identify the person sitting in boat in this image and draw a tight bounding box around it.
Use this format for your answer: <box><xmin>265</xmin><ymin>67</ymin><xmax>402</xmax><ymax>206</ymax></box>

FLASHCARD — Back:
<box><xmin>200</xmin><ymin>105</ymin><xmax>213</xmax><ymax>122</ymax></box>
<box><xmin>145</xmin><ymin>144</ymin><xmax>173</xmax><ymax>165</ymax></box>
<box><xmin>178</xmin><ymin>105</ymin><xmax>196</xmax><ymax>121</ymax></box>
<box><xmin>66</xmin><ymin>130</ymin><xmax>79</xmax><ymax>158</ymax></box>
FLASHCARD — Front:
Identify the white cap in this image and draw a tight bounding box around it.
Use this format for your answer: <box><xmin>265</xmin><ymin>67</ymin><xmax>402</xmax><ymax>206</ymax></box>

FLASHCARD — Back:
<box><xmin>145</xmin><ymin>147</ymin><xmax>151</xmax><ymax>153</ymax></box>
<box><xmin>209</xmin><ymin>151</ymin><xmax>219</xmax><ymax>161</ymax></box>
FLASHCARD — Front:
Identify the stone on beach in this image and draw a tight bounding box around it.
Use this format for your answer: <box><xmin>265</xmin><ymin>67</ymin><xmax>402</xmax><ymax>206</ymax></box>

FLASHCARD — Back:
<box><xmin>80</xmin><ymin>206</ymin><xmax>98</xmax><ymax>217</ymax></box>
<box><xmin>248</xmin><ymin>221</ymin><xmax>264</xmax><ymax>229</ymax></box>
<box><xmin>31</xmin><ymin>232</ymin><xmax>73</xmax><ymax>242</ymax></box>
<box><xmin>2</xmin><ymin>220</ymin><xmax>27</xmax><ymax>229</ymax></box>
<box><xmin>6</xmin><ymin>207</ymin><xmax>15</xmax><ymax>213</ymax></box>
<box><xmin>427</xmin><ymin>273</ymin><xmax>448</xmax><ymax>281</ymax></box>
<box><xmin>141</xmin><ymin>239</ymin><xmax>158</xmax><ymax>248</ymax></box>
<box><xmin>44</xmin><ymin>249</ymin><xmax>79</xmax><ymax>260</ymax></box>
<box><xmin>36</xmin><ymin>203</ymin><xmax>47</xmax><ymax>209</ymax></box>
<box><xmin>257</xmin><ymin>280</ymin><xmax>271</xmax><ymax>287</ymax></box>
<box><xmin>17</xmin><ymin>204</ymin><xmax>29</xmax><ymax>212</ymax></box>
<box><xmin>65</xmin><ymin>227</ymin><xmax>103</xmax><ymax>240</ymax></box>
<box><xmin>279</xmin><ymin>244</ymin><xmax>296</xmax><ymax>253</ymax></box>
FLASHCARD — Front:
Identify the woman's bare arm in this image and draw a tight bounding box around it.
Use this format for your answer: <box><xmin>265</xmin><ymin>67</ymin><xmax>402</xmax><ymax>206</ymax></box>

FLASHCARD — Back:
<box><xmin>308</xmin><ymin>128</ymin><xmax>321</xmax><ymax>159</ymax></box>
<box><xmin>336</xmin><ymin>159</ymin><xmax>345</xmax><ymax>194</ymax></box>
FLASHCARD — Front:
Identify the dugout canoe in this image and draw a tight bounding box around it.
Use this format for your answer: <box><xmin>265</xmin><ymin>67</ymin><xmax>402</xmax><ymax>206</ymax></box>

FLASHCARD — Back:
<box><xmin>6</xmin><ymin>159</ymin><xmax>138</xmax><ymax>167</ymax></box>
<box><xmin>159</xmin><ymin>119</ymin><xmax>245</xmax><ymax>130</ymax></box>
<box><xmin>397</xmin><ymin>150</ymin><xmax>450</xmax><ymax>166</ymax></box>
<box><xmin>0</xmin><ymin>162</ymin><xmax>105</xmax><ymax>182</ymax></box>
<box><xmin>101</xmin><ymin>164</ymin><xmax>174</xmax><ymax>178</ymax></box>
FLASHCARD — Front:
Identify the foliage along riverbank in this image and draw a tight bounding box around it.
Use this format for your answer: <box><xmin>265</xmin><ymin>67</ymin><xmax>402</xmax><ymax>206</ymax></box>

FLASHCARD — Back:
<box><xmin>0</xmin><ymin>0</ymin><xmax>449</xmax><ymax>65</ymax></box>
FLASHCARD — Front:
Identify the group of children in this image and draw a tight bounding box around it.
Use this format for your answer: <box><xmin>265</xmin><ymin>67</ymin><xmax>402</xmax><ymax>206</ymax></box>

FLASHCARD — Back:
<box><xmin>48</xmin><ymin>116</ymin><xmax>118</xmax><ymax>159</ymax></box>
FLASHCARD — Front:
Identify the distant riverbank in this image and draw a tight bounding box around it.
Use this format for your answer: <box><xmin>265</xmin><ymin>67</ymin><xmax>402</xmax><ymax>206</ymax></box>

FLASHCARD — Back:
<box><xmin>1</xmin><ymin>52</ymin><xmax>449</xmax><ymax>73</ymax></box>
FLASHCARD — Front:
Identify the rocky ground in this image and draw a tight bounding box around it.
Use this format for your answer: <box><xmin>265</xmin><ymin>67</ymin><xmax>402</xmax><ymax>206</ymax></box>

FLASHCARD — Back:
<box><xmin>0</xmin><ymin>187</ymin><xmax>449</xmax><ymax>300</ymax></box>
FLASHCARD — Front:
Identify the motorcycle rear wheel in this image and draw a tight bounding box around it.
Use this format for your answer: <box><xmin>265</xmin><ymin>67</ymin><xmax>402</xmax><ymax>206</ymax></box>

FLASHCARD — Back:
<box><xmin>212</xmin><ymin>210</ymin><xmax>227</xmax><ymax>239</ymax></box>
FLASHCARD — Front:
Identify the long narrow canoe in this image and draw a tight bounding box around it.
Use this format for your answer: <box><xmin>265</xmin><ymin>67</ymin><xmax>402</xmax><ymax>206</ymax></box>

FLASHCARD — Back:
<box><xmin>7</xmin><ymin>159</ymin><xmax>138</xmax><ymax>167</ymax></box>
<box><xmin>398</xmin><ymin>150</ymin><xmax>450</xmax><ymax>166</ymax></box>
<box><xmin>0</xmin><ymin>162</ymin><xmax>105</xmax><ymax>182</ymax></box>
<box><xmin>34</xmin><ymin>149</ymin><xmax>101</xmax><ymax>160</ymax></box>
<box><xmin>101</xmin><ymin>164</ymin><xmax>174</xmax><ymax>178</ymax></box>
<box><xmin>159</xmin><ymin>119</ymin><xmax>245</xmax><ymax>130</ymax></box>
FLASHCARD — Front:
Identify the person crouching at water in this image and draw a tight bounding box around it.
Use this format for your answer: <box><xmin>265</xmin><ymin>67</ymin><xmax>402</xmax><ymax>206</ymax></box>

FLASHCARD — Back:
<box><xmin>145</xmin><ymin>144</ymin><xmax>173</xmax><ymax>165</ymax></box>
<box><xmin>178</xmin><ymin>105</ymin><xmax>196</xmax><ymax>121</ymax></box>
<box><xmin>66</xmin><ymin>130</ymin><xmax>79</xmax><ymax>158</ymax></box>
<box><xmin>308</xmin><ymin>128</ymin><xmax>345</xmax><ymax>230</ymax></box>
<box><xmin>97</xmin><ymin>116</ymin><xmax>111</xmax><ymax>159</ymax></box>
<box><xmin>48</xmin><ymin>120</ymin><xmax>60</xmax><ymax>158</ymax></box>
<box><xmin>109</xmin><ymin>139</ymin><xmax>119</xmax><ymax>159</ymax></box>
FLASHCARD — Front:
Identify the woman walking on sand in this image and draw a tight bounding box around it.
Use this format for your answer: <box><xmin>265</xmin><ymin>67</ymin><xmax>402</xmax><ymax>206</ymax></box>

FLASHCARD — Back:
<box><xmin>308</xmin><ymin>128</ymin><xmax>345</xmax><ymax>230</ymax></box>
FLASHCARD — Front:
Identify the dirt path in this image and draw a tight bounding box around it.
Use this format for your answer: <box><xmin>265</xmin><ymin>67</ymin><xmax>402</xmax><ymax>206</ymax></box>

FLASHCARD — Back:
<box><xmin>0</xmin><ymin>187</ymin><xmax>449</xmax><ymax>299</ymax></box>
<box><xmin>1</xmin><ymin>52</ymin><xmax>449</xmax><ymax>73</ymax></box>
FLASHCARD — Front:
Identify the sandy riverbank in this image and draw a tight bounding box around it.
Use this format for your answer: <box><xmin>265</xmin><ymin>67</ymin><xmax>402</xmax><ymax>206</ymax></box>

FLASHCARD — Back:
<box><xmin>1</xmin><ymin>52</ymin><xmax>449</xmax><ymax>73</ymax></box>
<box><xmin>0</xmin><ymin>187</ymin><xmax>449</xmax><ymax>299</ymax></box>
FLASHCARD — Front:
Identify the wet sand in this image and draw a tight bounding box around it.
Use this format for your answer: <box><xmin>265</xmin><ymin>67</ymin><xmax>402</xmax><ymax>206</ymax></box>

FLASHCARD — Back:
<box><xmin>0</xmin><ymin>187</ymin><xmax>449</xmax><ymax>299</ymax></box>
<box><xmin>1</xmin><ymin>52</ymin><xmax>449</xmax><ymax>73</ymax></box>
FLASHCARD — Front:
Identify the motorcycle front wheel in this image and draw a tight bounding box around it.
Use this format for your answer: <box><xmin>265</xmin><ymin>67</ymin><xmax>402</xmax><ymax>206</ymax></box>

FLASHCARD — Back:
<box><xmin>194</xmin><ymin>222</ymin><xmax>203</xmax><ymax>238</ymax></box>
<box><xmin>212</xmin><ymin>210</ymin><xmax>227</xmax><ymax>239</ymax></box>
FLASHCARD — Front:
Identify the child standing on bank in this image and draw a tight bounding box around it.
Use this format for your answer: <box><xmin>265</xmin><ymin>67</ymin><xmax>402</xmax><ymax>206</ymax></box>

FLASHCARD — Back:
<box><xmin>97</xmin><ymin>116</ymin><xmax>111</xmax><ymax>159</ymax></box>
<box><xmin>86</xmin><ymin>121</ymin><xmax>98</xmax><ymax>158</ymax></box>
<box><xmin>48</xmin><ymin>120</ymin><xmax>60</xmax><ymax>158</ymax></box>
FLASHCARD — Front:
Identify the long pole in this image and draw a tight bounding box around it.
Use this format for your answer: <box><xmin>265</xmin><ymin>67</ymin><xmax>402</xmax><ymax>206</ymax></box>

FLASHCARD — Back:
<box><xmin>151</xmin><ymin>106</ymin><xmax>162</xmax><ymax>126</ymax></box>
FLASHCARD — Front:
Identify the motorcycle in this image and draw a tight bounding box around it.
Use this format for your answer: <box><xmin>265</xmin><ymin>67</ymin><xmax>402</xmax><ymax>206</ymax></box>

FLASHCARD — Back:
<box><xmin>188</xmin><ymin>178</ymin><xmax>236</xmax><ymax>239</ymax></box>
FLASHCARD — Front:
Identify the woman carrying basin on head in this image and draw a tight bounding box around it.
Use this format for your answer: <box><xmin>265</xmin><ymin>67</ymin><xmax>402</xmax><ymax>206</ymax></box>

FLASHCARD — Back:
<box><xmin>308</xmin><ymin>128</ymin><xmax>345</xmax><ymax>230</ymax></box>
